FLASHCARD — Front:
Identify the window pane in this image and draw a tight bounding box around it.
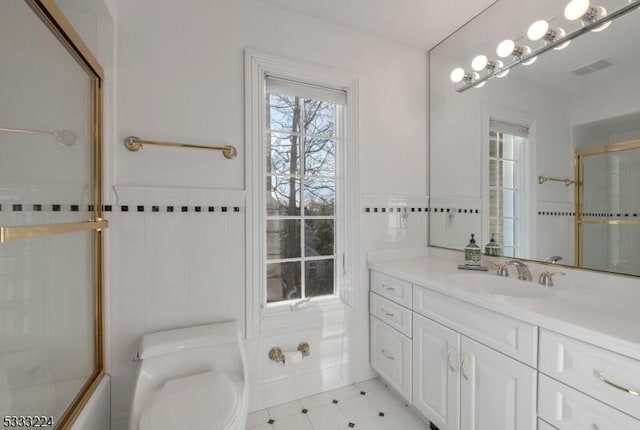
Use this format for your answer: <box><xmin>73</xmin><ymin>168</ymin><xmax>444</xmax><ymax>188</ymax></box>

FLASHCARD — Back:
<box><xmin>305</xmin><ymin>219</ymin><xmax>334</xmax><ymax>256</ymax></box>
<box><xmin>268</xmin><ymin>133</ymin><xmax>300</xmax><ymax>175</ymax></box>
<box><xmin>304</xmin><ymin>178</ymin><xmax>335</xmax><ymax>216</ymax></box>
<box><xmin>268</xmin><ymin>93</ymin><xmax>300</xmax><ymax>133</ymax></box>
<box><xmin>503</xmin><ymin>135</ymin><xmax>515</xmax><ymax>160</ymax></box>
<box><xmin>305</xmin><ymin>136</ymin><xmax>335</xmax><ymax>177</ymax></box>
<box><xmin>503</xmin><ymin>218</ymin><xmax>515</xmax><ymax>246</ymax></box>
<box><xmin>489</xmin><ymin>159</ymin><xmax>500</xmax><ymax>187</ymax></box>
<box><xmin>305</xmin><ymin>259</ymin><xmax>334</xmax><ymax>297</ymax></box>
<box><xmin>489</xmin><ymin>131</ymin><xmax>499</xmax><ymax>158</ymax></box>
<box><xmin>267</xmin><ymin>261</ymin><xmax>301</xmax><ymax>303</ymax></box>
<box><xmin>267</xmin><ymin>220</ymin><xmax>301</xmax><ymax>259</ymax></box>
<box><xmin>267</xmin><ymin>176</ymin><xmax>300</xmax><ymax>216</ymax></box>
<box><xmin>304</xmin><ymin>99</ymin><xmax>336</xmax><ymax>137</ymax></box>
<box><xmin>502</xmin><ymin>160</ymin><xmax>514</xmax><ymax>189</ymax></box>
<box><xmin>489</xmin><ymin>217</ymin><xmax>504</xmax><ymax>248</ymax></box>
<box><xmin>502</xmin><ymin>190</ymin><xmax>514</xmax><ymax>218</ymax></box>
<box><xmin>489</xmin><ymin>190</ymin><xmax>500</xmax><ymax>217</ymax></box>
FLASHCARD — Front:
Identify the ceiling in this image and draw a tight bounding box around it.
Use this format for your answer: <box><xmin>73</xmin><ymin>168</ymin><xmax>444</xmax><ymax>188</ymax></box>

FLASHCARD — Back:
<box><xmin>255</xmin><ymin>0</ymin><xmax>499</xmax><ymax>50</ymax></box>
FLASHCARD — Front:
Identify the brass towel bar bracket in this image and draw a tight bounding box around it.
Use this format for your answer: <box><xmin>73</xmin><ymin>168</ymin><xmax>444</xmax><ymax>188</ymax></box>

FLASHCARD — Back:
<box><xmin>0</xmin><ymin>219</ymin><xmax>108</xmax><ymax>244</ymax></box>
<box><xmin>538</xmin><ymin>175</ymin><xmax>576</xmax><ymax>186</ymax></box>
<box><xmin>124</xmin><ymin>136</ymin><xmax>237</xmax><ymax>159</ymax></box>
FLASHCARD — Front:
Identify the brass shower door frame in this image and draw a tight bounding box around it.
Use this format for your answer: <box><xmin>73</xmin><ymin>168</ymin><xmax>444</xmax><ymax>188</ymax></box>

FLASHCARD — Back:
<box><xmin>574</xmin><ymin>139</ymin><xmax>640</xmax><ymax>268</ymax></box>
<box><xmin>16</xmin><ymin>1</ymin><xmax>107</xmax><ymax>428</ymax></box>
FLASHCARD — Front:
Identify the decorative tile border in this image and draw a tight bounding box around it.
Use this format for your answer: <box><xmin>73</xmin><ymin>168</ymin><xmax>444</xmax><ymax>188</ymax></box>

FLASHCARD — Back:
<box><xmin>537</xmin><ymin>211</ymin><xmax>639</xmax><ymax>217</ymax></box>
<box><xmin>0</xmin><ymin>203</ymin><xmax>242</xmax><ymax>213</ymax></box>
<box><xmin>362</xmin><ymin>207</ymin><xmax>480</xmax><ymax>214</ymax></box>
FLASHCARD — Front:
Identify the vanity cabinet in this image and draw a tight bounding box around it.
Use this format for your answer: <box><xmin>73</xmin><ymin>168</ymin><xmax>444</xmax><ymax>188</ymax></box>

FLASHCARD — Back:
<box><xmin>537</xmin><ymin>329</ymin><xmax>640</xmax><ymax>429</ymax></box>
<box><xmin>369</xmin><ymin>271</ymin><xmax>413</xmax><ymax>402</ymax></box>
<box><xmin>412</xmin><ymin>313</ymin><xmax>536</xmax><ymax>430</ymax></box>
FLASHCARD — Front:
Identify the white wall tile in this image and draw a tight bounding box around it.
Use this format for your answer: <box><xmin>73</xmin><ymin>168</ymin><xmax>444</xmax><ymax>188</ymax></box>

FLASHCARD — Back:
<box><xmin>144</xmin><ymin>288</ymin><xmax>188</xmax><ymax>332</ymax></box>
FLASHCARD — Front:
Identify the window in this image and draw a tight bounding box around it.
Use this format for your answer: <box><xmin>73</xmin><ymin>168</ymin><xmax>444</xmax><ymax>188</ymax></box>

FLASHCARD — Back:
<box><xmin>245</xmin><ymin>50</ymin><xmax>359</xmax><ymax>334</ymax></box>
<box><xmin>265</xmin><ymin>78</ymin><xmax>344</xmax><ymax>303</ymax></box>
<box><xmin>488</xmin><ymin>120</ymin><xmax>528</xmax><ymax>257</ymax></box>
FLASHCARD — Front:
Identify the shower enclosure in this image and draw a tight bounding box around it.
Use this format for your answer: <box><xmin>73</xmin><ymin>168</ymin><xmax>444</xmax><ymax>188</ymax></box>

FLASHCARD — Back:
<box><xmin>0</xmin><ymin>1</ymin><xmax>105</xmax><ymax>428</ymax></box>
<box><xmin>575</xmin><ymin>140</ymin><xmax>640</xmax><ymax>277</ymax></box>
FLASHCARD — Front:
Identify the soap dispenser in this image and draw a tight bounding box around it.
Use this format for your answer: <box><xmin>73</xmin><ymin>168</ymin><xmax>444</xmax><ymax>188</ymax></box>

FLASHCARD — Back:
<box><xmin>485</xmin><ymin>233</ymin><xmax>501</xmax><ymax>257</ymax></box>
<box><xmin>464</xmin><ymin>233</ymin><xmax>481</xmax><ymax>266</ymax></box>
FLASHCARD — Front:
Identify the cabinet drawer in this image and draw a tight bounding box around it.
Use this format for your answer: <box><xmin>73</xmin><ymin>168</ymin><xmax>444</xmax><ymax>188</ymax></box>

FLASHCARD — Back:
<box><xmin>539</xmin><ymin>329</ymin><xmax>640</xmax><ymax>420</ymax></box>
<box><xmin>370</xmin><ymin>271</ymin><xmax>412</xmax><ymax>308</ymax></box>
<box><xmin>370</xmin><ymin>316</ymin><xmax>412</xmax><ymax>402</ymax></box>
<box><xmin>413</xmin><ymin>286</ymin><xmax>537</xmax><ymax>366</ymax></box>
<box><xmin>538</xmin><ymin>374</ymin><xmax>640</xmax><ymax>430</ymax></box>
<box><xmin>370</xmin><ymin>292</ymin><xmax>412</xmax><ymax>338</ymax></box>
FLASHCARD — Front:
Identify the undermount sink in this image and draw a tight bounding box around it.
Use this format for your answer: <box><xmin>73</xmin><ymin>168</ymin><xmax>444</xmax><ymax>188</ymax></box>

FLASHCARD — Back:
<box><xmin>451</xmin><ymin>273</ymin><xmax>553</xmax><ymax>298</ymax></box>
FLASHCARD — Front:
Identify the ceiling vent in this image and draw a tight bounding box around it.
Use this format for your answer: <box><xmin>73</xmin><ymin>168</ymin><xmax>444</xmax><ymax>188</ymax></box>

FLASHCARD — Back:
<box><xmin>572</xmin><ymin>58</ymin><xmax>616</xmax><ymax>76</ymax></box>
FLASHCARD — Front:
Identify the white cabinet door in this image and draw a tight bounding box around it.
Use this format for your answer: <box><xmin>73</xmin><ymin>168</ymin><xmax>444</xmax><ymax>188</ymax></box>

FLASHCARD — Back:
<box><xmin>413</xmin><ymin>313</ymin><xmax>460</xmax><ymax>430</ymax></box>
<box><xmin>370</xmin><ymin>316</ymin><xmax>412</xmax><ymax>402</ymax></box>
<box><xmin>460</xmin><ymin>337</ymin><xmax>536</xmax><ymax>430</ymax></box>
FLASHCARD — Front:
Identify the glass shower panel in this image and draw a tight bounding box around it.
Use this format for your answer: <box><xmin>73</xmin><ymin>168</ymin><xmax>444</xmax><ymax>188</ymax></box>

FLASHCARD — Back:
<box><xmin>0</xmin><ymin>0</ymin><xmax>94</xmax><ymax>227</ymax></box>
<box><xmin>582</xmin><ymin>223</ymin><xmax>640</xmax><ymax>276</ymax></box>
<box><xmin>1</xmin><ymin>231</ymin><xmax>95</xmax><ymax>423</ymax></box>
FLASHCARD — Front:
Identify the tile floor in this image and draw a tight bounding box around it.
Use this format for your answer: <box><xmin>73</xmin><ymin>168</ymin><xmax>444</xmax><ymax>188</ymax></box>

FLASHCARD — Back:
<box><xmin>246</xmin><ymin>379</ymin><xmax>430</xmax><ymax>430</ymax></box>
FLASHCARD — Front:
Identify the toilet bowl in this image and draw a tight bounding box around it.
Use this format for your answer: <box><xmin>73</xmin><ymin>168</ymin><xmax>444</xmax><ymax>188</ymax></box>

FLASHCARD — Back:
<box><xmin>129</xmin><ymin>321</ymin><xmax>249</xmax><ymax>430</ymax></box>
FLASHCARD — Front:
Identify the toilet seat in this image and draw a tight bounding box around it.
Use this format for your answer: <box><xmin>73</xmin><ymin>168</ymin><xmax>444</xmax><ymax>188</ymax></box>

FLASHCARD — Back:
<box><xmin>139</xmin><ymin>371</ymin><xmax>241</xmax><ymax>430</ymax></box>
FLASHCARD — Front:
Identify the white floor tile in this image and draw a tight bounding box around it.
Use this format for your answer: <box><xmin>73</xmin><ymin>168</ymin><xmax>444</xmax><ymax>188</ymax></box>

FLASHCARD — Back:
<box><xmin>272</xmin><ymin>414</ymin><xmax>313</xmax><ymax>430</ymax></box>
<box><xmin>365</xmin><ymin>386</ymin><xmax>407</xmax><ymax>413</ymax></box>
<box><xmin>306</xmin><ymin>404</ymin><xmax>349</xmax><ymax>430</ymax></box>
<box><xmin>327</xmin><ymin>384</ymin><xmax>360</xmax><ymax>401</ymax></box>
<box><xmin>267</xmin><ymin>399</ymin><xmax>303</xmax><ymax>420</ymax></box>
<box><xmin>300</xmin><ymin>391</ymin><xmax>333</xmax><ymax>410</ymax></box>
<box><xmin>338</xmin><ymin>395</ymin><xmax>377</xmax><ymax>423</ymax></box>
<box><xmin>346</xmin><ymin>416</ymin><xmax>386</xmax><ymax>430</ymax></box>
<box><xmin>246</xmin><ymin>409</ymin><xmax>269</xmax><ymax>428</ymax></box>
<box><xmin>356</xmin><ymin>378</ymin><xmax>387</xmax><ymax>393</ymax></box>
<box><xmin>384</xmin><ymin>407</ymin><xmax>429</xmax><ymax>430</ymax></box>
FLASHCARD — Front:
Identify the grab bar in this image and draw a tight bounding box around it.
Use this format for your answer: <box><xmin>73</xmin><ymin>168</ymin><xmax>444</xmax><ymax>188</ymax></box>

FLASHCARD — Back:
<box><xmin>124</xmin><ymin>136</ymin><xmax>237</xmax><ymax>159</ymax></box>
<box><xmin>0</xmin><ymin>127</ymin><xmax>76</xmax><ymax>145</ymax></box>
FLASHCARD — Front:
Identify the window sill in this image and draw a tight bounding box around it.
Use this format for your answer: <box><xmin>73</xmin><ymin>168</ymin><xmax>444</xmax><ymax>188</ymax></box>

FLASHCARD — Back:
<box><xmin>255</xmin><ymin>296</ymin><xmax>358</xmax><ymax>336</ymax></box>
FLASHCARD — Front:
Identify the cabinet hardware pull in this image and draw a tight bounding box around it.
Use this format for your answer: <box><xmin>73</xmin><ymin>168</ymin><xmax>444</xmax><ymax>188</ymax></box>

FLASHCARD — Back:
<box><xmin>591</xmin><ymin>424</ymin><xmax>600</xmax><ymax>430</ymax></box>
<box><xmin>381</xmin><ymin>308</ymin><xmax>395</xmax><ymax>317</ymax></box>
<box><xmin>447</xmin><ymin>346</ymin><xmax>456</xmax><ymax>372</ymax></box>
<box><xmin>593</xmin><ymin>370</ymin><xmax>640</xmax><ymax>396</ymax></box>
<box><xmin>381</xmin><ymin>349</ymin><xmax>395</xmax><ymax>360</ymax></box>
<box><xmin>382</xmin><ymin>284</ymin><xmax>396</xmax><ymax>291</ymax></box>
<box><xmin>461</xmin><ymin>354</ymin><xmax>469</xmax><ymax>380</ymax></box>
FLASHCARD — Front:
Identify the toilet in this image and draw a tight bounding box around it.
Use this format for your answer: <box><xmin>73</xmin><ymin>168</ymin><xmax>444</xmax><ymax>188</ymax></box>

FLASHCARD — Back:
<box><xmin>129</xmin><ymin>321</ymin><xmax>249</xmax><ymax>430</ymax></box>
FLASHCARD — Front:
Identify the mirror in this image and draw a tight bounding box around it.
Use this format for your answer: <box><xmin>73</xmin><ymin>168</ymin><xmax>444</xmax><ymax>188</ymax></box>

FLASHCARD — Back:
<box><xmin>429</xmin><ymin>0</ymin><xmax>640</xmax><ymax>276</ymax></box>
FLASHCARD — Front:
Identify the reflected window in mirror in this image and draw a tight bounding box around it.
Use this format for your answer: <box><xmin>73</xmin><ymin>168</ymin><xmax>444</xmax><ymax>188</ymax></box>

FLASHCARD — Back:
<box><xmin>487</xmin><ymin>121</ymin><xmax>529</xmax><ymax>258</ymax></box>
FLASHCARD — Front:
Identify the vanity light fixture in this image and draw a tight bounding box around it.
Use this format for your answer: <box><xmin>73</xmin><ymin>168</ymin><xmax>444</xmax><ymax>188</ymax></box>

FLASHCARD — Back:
<box><xmin>452</xmin><ymin>0</ymin><xmax>639</xmax><ymax>92</ymax></box>
<box><xmin>496</xmin><ymin>40</ymin><xmax>537</xmax><ymax>65</ymax></box>
<box><xmin>565</xmin><ymin>0</ymin><xmax>612</xmax><ymax>32</ymax></box>
<box><xmin>527</xmin><ymin>20</ymin><xmax>571</xmax><ymax>50</ymax></box>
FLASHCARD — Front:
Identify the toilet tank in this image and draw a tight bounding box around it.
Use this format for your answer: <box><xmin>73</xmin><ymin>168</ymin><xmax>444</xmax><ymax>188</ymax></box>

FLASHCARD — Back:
<box><xmin>129</xmin><ymin>321</ymin><xmax>246</xmax><ymax>430</ymax></box>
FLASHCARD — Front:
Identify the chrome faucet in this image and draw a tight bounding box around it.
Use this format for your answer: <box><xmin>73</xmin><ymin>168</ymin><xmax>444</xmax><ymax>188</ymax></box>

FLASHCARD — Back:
<box><xmin>505</xmin><ymin>260</ymin><xmax>533</xmax><ymax>281</ymax></box>
<box><xmin>544</xmin><ymin>255</ymin><xmax>563</xmax><ymax>264</ymax></box>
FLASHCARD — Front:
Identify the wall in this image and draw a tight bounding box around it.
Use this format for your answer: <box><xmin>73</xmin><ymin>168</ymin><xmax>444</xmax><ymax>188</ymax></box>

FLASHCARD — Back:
<box><xmin>70</xmin><ymin>376</ymin><xmax>110</xmax><ymax>430</ymax></box>
<box><xmin>108</xmin><ymin>0</ymin><xmax>428</xmax><ymax>428</ymax></box>
<box><xmin>429</xmin><ymin>52</ymin><xmax>574</xmax><ymax>262</ymax></box>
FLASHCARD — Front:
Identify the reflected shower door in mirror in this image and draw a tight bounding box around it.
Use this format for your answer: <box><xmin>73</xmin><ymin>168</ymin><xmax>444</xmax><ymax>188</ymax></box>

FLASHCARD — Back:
<box><xmin>577</xmin><ymin>141</ymin><xmax>640</xmax><ymax>276</ymax></box>
<box><xmin>0</xmin><ymin>0</ymin><xmax>105</xmax><ymax>428</ymax></box>
<box><xmin>429</xmin><ymin>0</ymin><xmax>640</xmax><ymax>276</ymax></box>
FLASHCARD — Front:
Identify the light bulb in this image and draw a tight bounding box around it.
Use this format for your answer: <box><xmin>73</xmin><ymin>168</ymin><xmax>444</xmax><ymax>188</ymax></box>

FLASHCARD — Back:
<box><xmin>564</xmin><ymin>0</ymin><xmax>591</xmax><ymax>20</ymax></box>
<box><xmin>450</xmin><ymin>67</ymin><xmax>466</xmax><ymax>83</ymax></box>
<box><xmin>496</xmin><ymin>40</ymin><xmax>515</xmax><ymax>58</ymax></box>
<box><xmin>494</xmin><ymin>61</ymin><xmax>509</xmax><ymax>77</ymax></box>
<box><xmin>521</xmin><ymin>46</ymin><xmax>537</xmax><ymax>65</ymax></box>
<box><xmin>527</xmin><ymin>20</ymin><xmax>549</xmax><ymax>41</ymax></box>
<box><xmin>553</xmin><ymin>28</ymin><xmax>571</xmax><ymax>50</ymax></box>
<box><xmin>472</xmin><ymin>55</ymin><xmax>489</xmax><ymax>72</ymax></box>
<box><xmin>592</xmin><ymin>6</ymin><xmax>611</xmax><ymax>32</ymax></box>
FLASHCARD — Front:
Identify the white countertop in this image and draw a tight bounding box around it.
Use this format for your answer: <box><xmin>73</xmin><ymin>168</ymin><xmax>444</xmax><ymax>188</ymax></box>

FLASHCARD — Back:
<box><xmin>368</xmin><ymin>253</ymin><xmax>640</xmax><ymax>361</ymax></box>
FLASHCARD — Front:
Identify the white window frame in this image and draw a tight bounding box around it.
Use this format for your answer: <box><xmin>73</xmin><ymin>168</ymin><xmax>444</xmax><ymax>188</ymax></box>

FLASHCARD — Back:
<box><xmin>245</xmin><ymin>49</ymin><xmax>359</xmax><ymax>337</ymax></box>
<box><xmin>481</xmin><ymin>104</ymin><xmax>536</xmax><ymax>258</ymax></box>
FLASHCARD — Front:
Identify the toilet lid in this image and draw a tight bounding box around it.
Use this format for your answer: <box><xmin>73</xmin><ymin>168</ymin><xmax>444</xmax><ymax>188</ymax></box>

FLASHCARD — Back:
<box><xmin>139</xmin><ymin>371</ymin><xmax>241</xmax><ymax>430</ymax></box>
